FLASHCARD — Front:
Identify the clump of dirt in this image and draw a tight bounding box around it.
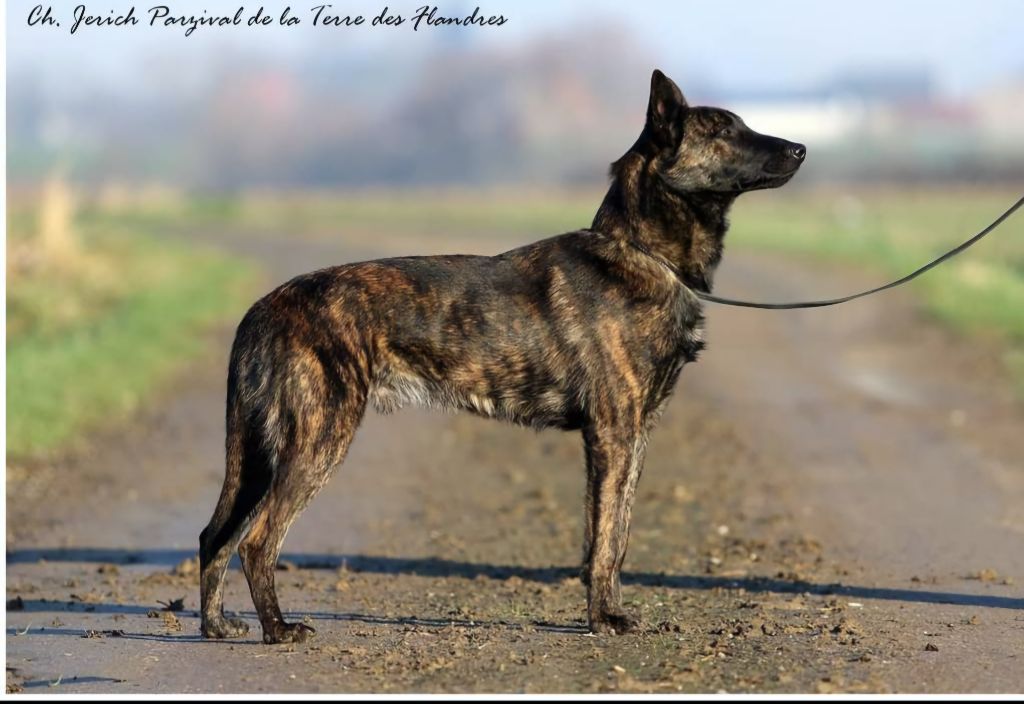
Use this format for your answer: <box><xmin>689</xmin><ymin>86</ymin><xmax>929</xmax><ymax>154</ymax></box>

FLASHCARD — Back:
<box><xmin>6</xmin><ymin>667</ymin><xmax>25</xmax><ymax>694</ymax></box>
<box><xmin>69</xmin><ymin>591</ymin><xmax>104</xmax><ymax>604</ymax></box>
<box><xmin>968</xmin><ymin>568</ymin><xmax>1000</xmax><ymax>582</ymax></box>
<box><xmin>159</xmin><ymin>612</ymin><xmax>183</xmax><ymax>633</ymax></box>
<box><xmin>137</xmin><ymin>558</ymin><xmax>201</xmax><ymax>591</ymax></box>
<box><xmin>172</xmin><ymin>556</ymin><xmax>199</xmax><ymax>578</ymax></box>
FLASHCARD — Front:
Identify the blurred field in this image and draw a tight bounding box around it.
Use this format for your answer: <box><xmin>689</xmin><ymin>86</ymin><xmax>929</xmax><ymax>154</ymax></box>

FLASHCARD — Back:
<box><xmin>8</xmin><ymin>185</ymin><xmax>1022</xmax><ymax>460</ymax></box>
<box><xmin>190</xmin><ymin>188</ymin><xmax>599</xmax><ymax>242</ymax></box>
<box><xmin>6</xmin><ymin>184</ymin><xmax>256</xmax><ymax>459</ymax></box>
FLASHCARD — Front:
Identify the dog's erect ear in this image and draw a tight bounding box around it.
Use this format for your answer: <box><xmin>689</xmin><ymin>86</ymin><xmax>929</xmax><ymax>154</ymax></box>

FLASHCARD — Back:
<box><xmin>647</xmin><ymin>69</ymin><xmax>688</xmax><ymax>146</ymax></box>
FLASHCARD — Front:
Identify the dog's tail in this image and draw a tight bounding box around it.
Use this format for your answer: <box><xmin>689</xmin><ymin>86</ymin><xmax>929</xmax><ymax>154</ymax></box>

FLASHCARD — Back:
<box><xmin>204</xmin><ymin>334</ymin><xmax>277</xmax><ymax>537</ymax></box>
<box><xmin>224</xmin><ymin>305</ymin><xmax>282</xmax><ymax>488</ymax></box>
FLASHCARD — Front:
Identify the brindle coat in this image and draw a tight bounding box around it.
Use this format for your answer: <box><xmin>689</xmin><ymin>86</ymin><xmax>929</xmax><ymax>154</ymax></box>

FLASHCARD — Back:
<box><xmin>199</xmin><ymin>69</ymin><xmax>806</xmax><ymax>643</ymax></box>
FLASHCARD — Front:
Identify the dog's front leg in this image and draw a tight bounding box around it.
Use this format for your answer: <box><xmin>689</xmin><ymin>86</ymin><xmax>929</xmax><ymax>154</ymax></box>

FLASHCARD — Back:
<box><xmin>582</xmin><ymin>421</ymin><xmax>646</xmax><ymax>634</ymax></box>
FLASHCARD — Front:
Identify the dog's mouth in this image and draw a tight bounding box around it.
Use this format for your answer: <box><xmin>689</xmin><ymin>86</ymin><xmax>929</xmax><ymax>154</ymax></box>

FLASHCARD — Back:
<box><xmin>743</xmin><ymin>167</ymin><xmax>800</xmax><ymax>191</ymax></box>
<box><xmin>764</xmin><ymin>165</ymin><xmax>801</xmax><ymax>178</ymax></box>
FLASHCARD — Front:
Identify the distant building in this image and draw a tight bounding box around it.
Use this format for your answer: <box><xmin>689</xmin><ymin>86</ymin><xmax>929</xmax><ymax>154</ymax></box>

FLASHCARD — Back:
<box><xmin>725</xmin><ymin>98</ymin><xmax>867</xmax><ymax>145</ymax></box>
<box><xmin>974</xmin><ymin>78</ymin><xmax>1024</xmax><ymax>143</ymax></box>
<box><xmin>718</xmin><ymin>67</ymin><xmax>936</xmax><ymax>147</ymax></box>
<box><xmin>826</xmin><ymin>68</ymin><xmax>934</xmax><ymax>103</ymax></box>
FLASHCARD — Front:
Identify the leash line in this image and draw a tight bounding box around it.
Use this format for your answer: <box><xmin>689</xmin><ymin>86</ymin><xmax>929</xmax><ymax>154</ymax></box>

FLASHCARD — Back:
<box><xmin>626</xmin><ymin>195</ymin><xmax>1024</xmax><ymax>310</ymax></box>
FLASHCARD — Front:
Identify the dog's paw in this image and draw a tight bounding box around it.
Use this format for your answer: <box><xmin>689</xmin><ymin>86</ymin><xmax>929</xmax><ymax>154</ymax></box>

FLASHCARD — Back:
<box><xmin>262</xmin><ymin>621</ymin><xmax>316</xmax><ymax>645</ymax></box>
<box><xmin>589</xmin><ymin>610</ymin><xmax>640</xmax><ymax>635</ymax></box>
<box><xmin>201</xmin><ymin>615</ymin><xmax>250</xmax><ymax>639</ymax></box>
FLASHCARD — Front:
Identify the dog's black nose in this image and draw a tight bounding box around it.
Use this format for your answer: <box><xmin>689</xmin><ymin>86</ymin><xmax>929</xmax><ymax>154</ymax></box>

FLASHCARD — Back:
<box><xmin>789</xmin><ymin>144</ymin><xmax>806</xmax><ymax>161</ymax></box>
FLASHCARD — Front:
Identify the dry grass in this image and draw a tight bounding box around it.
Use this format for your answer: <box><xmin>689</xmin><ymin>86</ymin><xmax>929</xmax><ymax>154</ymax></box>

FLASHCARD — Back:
<box><xmin>6</xmin><ymin>179</ymin><xmax>256</xmax><ymax>458</ymax></box>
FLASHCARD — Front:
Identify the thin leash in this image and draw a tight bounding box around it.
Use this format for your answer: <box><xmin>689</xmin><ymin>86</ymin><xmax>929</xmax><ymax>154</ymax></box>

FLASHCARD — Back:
<box><xmin>624</xmin><ymin>195</ymin><xmax>1024</xmax><ymax>310</ymax></box>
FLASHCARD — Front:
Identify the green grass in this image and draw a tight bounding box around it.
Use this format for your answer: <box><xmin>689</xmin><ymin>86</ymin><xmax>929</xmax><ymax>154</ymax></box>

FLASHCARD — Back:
<box><xmin>7</xmin><ymin>213</ymin><xmax>256</xmax><ymax>459</ymax></box>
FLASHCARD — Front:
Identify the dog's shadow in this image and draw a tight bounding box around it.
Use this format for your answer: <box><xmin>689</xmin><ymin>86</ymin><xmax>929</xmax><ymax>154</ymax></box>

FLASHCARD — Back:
<box><xmin>8</xmin><ymin>548</ymin><xmax>1022</xmax><ymax>640</ymax></box>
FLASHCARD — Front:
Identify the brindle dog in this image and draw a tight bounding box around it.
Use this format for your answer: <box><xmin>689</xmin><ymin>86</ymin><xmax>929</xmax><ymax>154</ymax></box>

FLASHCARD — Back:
<box><xmin>199</xmin><ymin>69</ymin><xmax>806</xmax><ymax>643</ymax></box>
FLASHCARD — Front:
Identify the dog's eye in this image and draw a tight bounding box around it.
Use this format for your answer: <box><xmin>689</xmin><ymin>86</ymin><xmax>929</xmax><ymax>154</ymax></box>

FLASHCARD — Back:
<box><xmin>717</xmin><ymin>125</ymin><xmax>736</xmax><ymax>139</ymax></box>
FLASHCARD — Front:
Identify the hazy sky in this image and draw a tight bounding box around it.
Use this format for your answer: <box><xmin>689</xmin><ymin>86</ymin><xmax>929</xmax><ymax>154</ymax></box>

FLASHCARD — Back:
<box><xmin>8</xmin><ymin>0</ymin><xmax>1024</xmax><ymax>97</ymax></box>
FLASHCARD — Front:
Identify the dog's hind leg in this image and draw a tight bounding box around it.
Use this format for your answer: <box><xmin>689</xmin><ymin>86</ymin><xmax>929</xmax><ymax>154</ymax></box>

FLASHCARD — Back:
<box><xmin>237</xmin><ymin>360</ymin><xmax>367</xmax><ymax>645</ymax></box>
<box><xmin>200</xmin><ymin>395</ymin><xmax>273</xmax><ymax>639</ymax></box>
<box><xmin>582</xmin><ymin>421</ymin><xmax>647</xmax><ymax>635</ymax></box>
<box><xmin>237</xmin><ymin>431</ymin><xmax>360</xmax><ymax>643</ymax></box>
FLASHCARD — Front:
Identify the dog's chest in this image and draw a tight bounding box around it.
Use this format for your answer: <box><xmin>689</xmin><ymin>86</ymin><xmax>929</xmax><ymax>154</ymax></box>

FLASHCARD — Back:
<box><xmin>642</xmin><ymin>293</ymin><xmax>705</xmax><ymax>405</ymax></box>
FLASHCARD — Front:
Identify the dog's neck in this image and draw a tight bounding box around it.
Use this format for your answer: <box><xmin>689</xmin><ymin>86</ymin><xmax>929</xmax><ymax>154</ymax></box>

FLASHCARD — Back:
<box><xmin>592</xmin><ymin>151</ymin><xmax>735</xmax><ymax>293</ymax></box>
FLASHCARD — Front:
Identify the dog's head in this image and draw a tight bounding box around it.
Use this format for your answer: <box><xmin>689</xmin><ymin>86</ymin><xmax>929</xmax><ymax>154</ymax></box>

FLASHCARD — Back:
<box><xmin>641</xmin><ymin>69</ymin><xmax>806</xmax><ymax>194</ymax></box>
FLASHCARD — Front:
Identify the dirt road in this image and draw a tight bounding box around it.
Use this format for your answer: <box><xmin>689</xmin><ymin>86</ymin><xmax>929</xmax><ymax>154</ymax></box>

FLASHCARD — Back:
<box><xmin>7</xmin><ymin>225</ymin><xmax>1023</xmax><ymax>694</ymax></box>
